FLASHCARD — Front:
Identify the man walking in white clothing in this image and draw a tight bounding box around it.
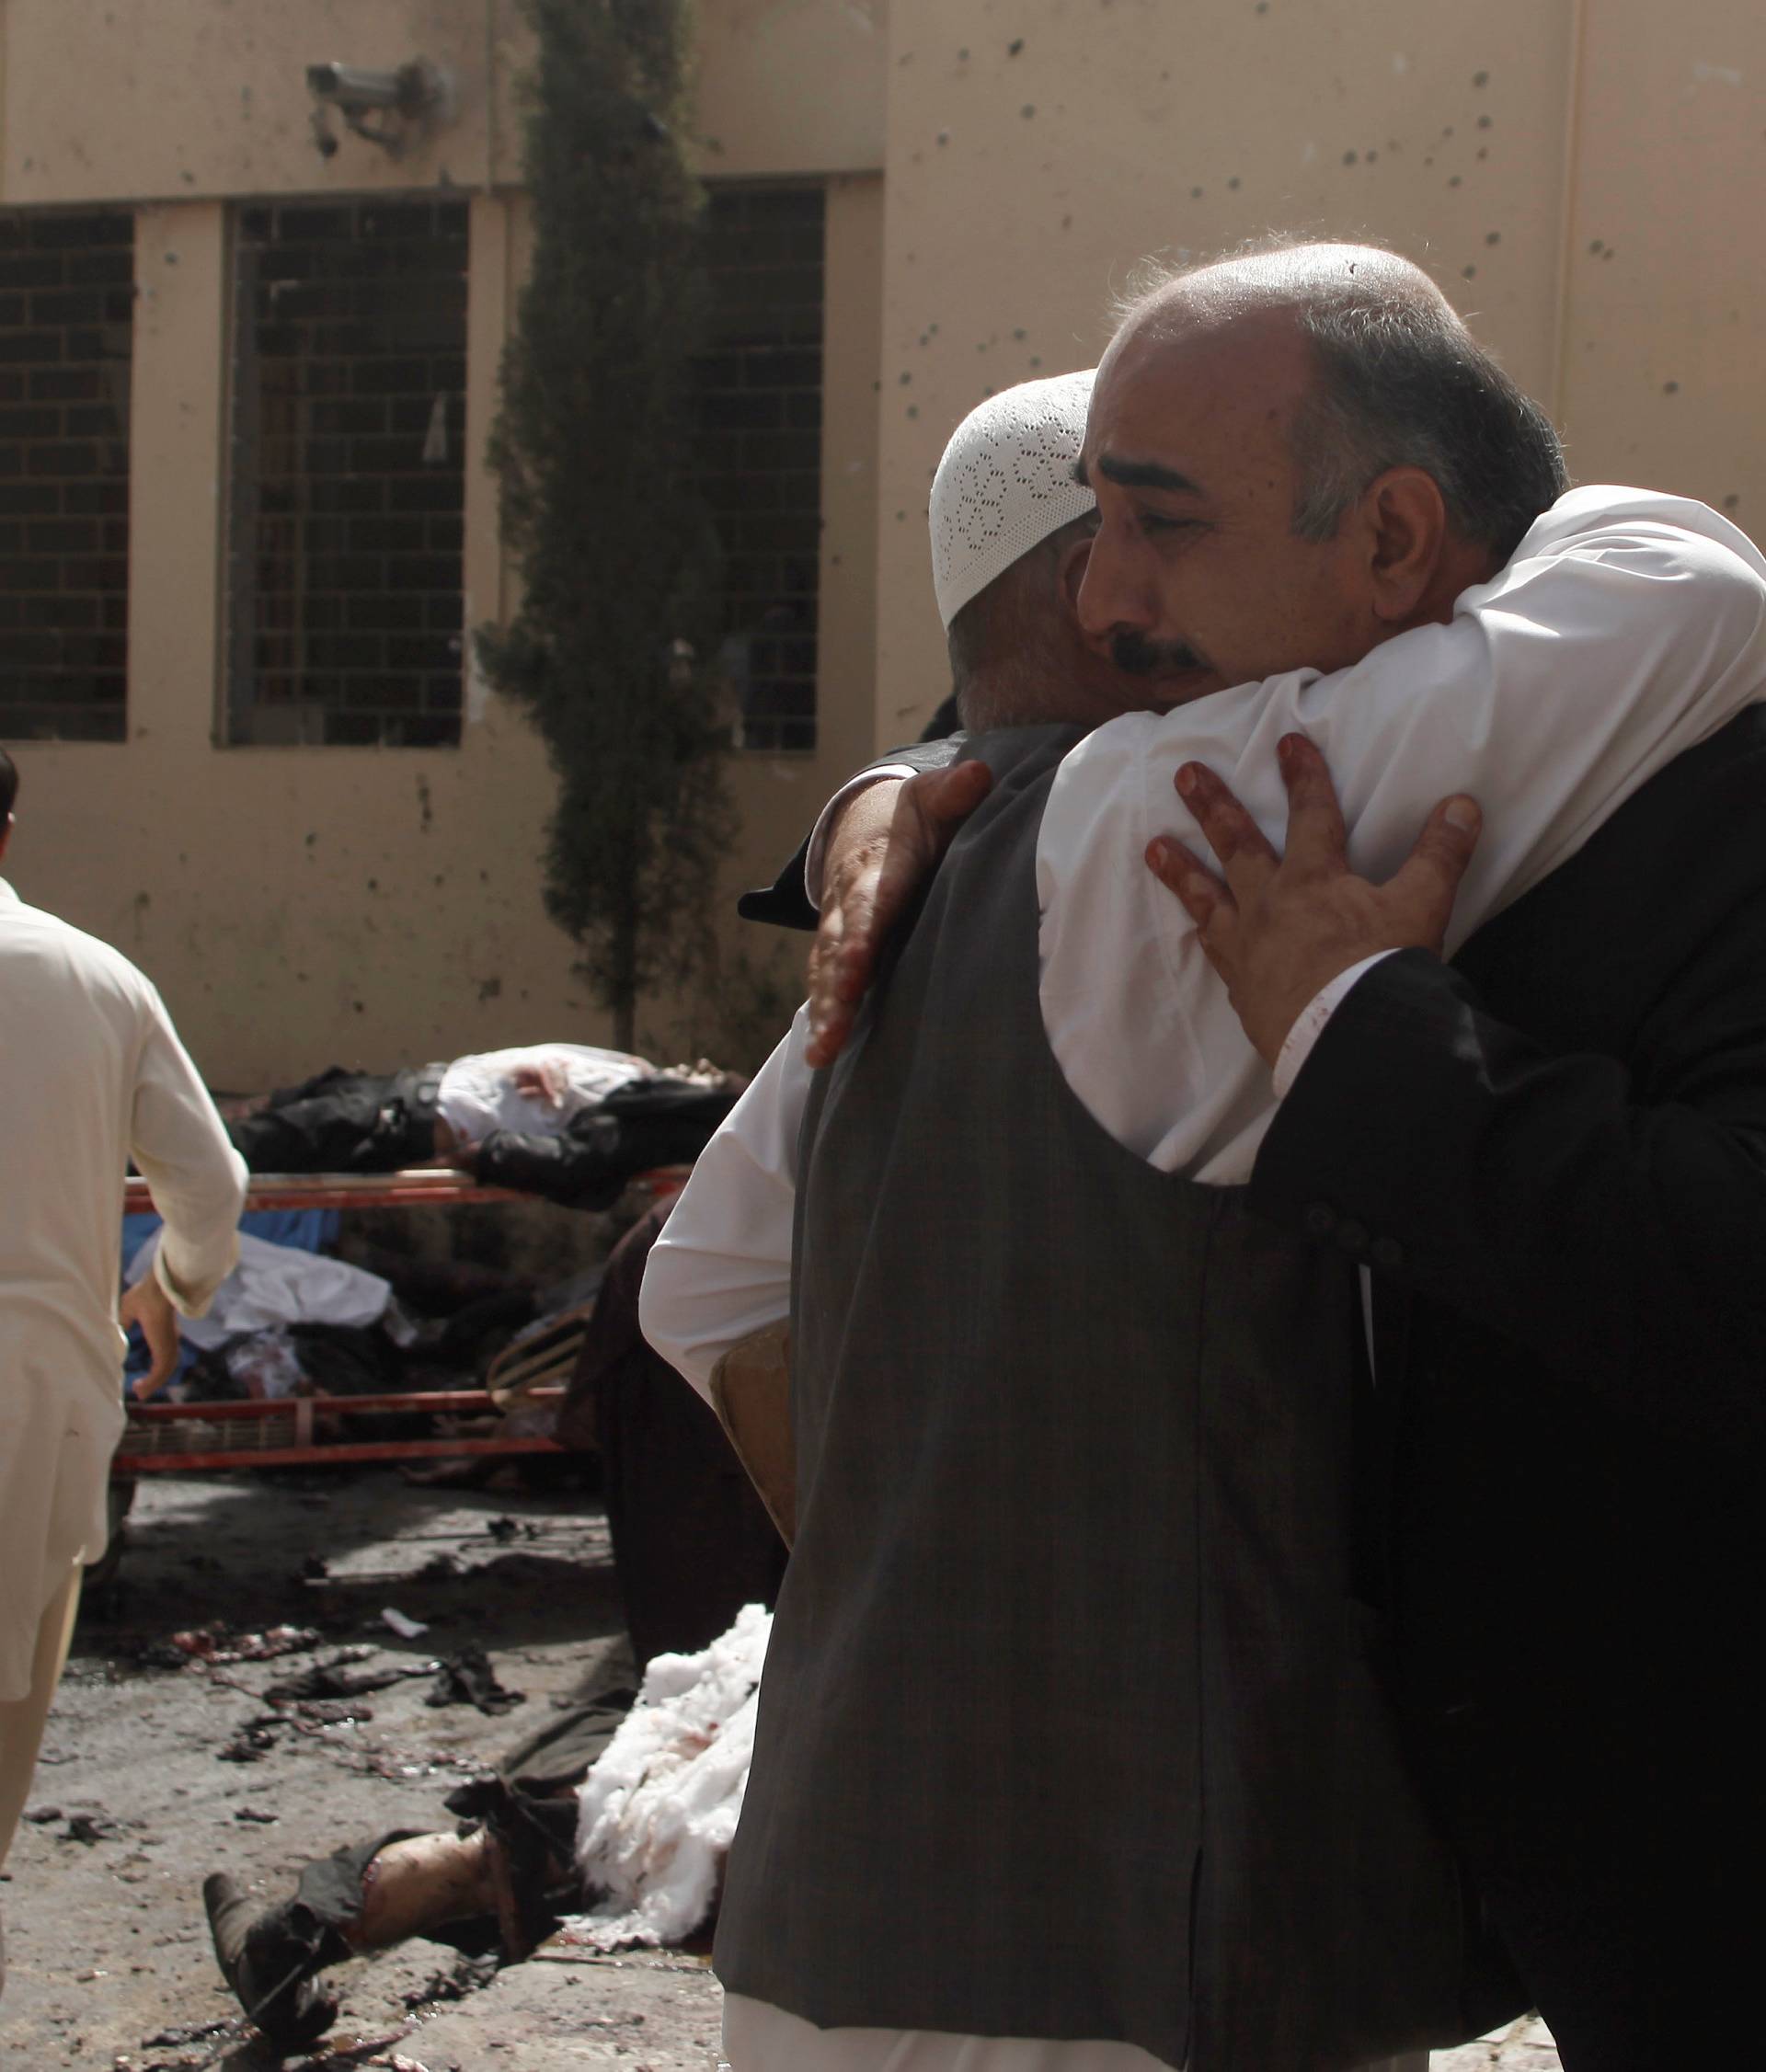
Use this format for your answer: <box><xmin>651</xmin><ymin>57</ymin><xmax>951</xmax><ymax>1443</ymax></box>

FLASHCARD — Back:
<box><xmin>0</xmin><ymin>746</ymin><xmax>247</xmax><ymax>1987</ymax></box>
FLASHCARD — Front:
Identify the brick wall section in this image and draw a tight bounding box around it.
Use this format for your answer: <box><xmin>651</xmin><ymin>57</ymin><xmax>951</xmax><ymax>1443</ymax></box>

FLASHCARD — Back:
<box><xmin>0</xmin><ymin>210</ymin><xmax>133</xmax><ymax>744</ymax></box>
<box><xmin>694</xmin><ymin>185</ymin><xmax>824</xmax><ymax>753</ymax></box>
<box><xmin>226</xmin><ymin>198</ymin><xmax>468</xmax><ymax>748</ymax></box>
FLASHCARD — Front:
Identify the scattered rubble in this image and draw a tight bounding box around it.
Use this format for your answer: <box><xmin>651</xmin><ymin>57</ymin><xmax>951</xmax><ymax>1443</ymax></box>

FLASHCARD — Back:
<box><xmin>168</xmin><ymin>1621</ymin><xmax>322</xmax><ymax>1664</ymax></box>
<box><xmin>425</xmin><ymin>1644</ymin><xmax>525</xmax><ymax>1715</ymax></box>
<box><xmin>60</xmin><ymin>1811</ymin><xmax>121</xmax><ymax>1844</ymax></box>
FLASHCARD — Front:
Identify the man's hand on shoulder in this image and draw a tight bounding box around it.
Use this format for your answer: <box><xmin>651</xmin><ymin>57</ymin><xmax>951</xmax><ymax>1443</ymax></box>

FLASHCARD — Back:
<box><xmin>1146</xmin><ymin>733</ymin><xmax>1482</xmax><ymax>1067</ymax></box>
<box><xmin>805</xmin><ymin>761</ymin><xmax>993</xmax><ymax>1067</ymax></box>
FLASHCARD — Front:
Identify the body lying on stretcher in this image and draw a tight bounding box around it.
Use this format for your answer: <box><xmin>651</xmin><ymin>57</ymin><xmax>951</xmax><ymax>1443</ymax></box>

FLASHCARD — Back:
<box><xmin>222</xmin><ymin>1042</ymin><xmax>740</xmax><ymax>1208</ymax></box>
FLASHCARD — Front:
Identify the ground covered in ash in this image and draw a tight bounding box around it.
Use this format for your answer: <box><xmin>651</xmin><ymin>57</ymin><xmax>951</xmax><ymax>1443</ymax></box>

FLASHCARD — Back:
<box><xmin>1</xmin><ymin>1470</ymin><xmax>725</xmax><ymax>2072</ymax></box>
<box><xmin>0</xmin><ymin>1471</ymin><xmax>1558</xmax><ymax>2072</ymax></box>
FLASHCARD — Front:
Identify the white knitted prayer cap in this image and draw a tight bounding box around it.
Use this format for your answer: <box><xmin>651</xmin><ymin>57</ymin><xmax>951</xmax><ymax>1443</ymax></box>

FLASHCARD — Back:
<box><xmin>928</xmin><ymin>369</ymin><xmax>1098</xmax><ymax>630</ymax></box>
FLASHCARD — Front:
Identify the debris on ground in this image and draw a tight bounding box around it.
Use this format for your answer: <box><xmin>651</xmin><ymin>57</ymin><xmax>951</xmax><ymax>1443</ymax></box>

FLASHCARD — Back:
<box><xmin>9</xmin><ymin>1474</ymin><xmax>782</xmax><ymax>2071</ymax></box>
<box><xmin>266</xmin><ymin>1651</ymin><xmax>432</xmax><ymax>1703</ymax></box>
<box><xmin>426</xmin><ymin>1643</ymin><xmax>525</xmax><ymax>1715</ymax></box>
<box><xmin>142</xmin><ymin>2019</ymin><xmax>234</xmax><ymax>2047</ymax></box>
<box><xmin>60</xmin><ymin>1811</ymin><xmax>120</xmax><ymax>1844</ymax></box>
<box><xmin>169</xmin><ymin>1621</ymin><xmax>322</xmax><ymax>1665</ymax></box>
<box><xmin>399</xmin><ymin>1952</ymin><xmax>499</xmax><ymax>2009</ymax></box>
<box><xmin>296</xmin><ymin>1698</ymin><xmax>376</xmax><ymax>1727</ymax></box>
<box><xmin>218</xmin><ymin>1722</ymin><xmax>279</xmax><ymax>1763</ymax></box>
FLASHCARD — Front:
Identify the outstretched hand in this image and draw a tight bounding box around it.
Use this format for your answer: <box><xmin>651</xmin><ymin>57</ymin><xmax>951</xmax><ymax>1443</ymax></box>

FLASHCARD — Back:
<box><xmin>1145</xmin><ymin>733</ymin><xmax>1482</xmax><ymax>1066</ymax></box>
<box><xmin>805</xmin><ymin>761</ymin><xmax>993</xmax><ymax>1067</ymax></box>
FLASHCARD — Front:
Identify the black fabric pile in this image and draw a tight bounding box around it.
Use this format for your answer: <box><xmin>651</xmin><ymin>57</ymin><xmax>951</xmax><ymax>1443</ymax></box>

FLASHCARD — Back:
<box><xmin>470</xmin><ymin>1073</ymin><xmax>739</xmax><ymax>1210</ymax></box>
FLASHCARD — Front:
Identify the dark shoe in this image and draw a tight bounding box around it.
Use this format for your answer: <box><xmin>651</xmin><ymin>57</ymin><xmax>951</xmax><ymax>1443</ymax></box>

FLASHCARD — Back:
<box><xmin>202</xmin><ymin>1872</ymin><xmax>339</xmax><ymax>2050</ymax></box>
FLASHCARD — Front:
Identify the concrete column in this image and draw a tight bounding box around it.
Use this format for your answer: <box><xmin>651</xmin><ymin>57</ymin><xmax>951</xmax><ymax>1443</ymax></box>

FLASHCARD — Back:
<box><xmin>127</xmin><ymin>201</ymin><xmax>226</xmax><ymax>750</ymax></box>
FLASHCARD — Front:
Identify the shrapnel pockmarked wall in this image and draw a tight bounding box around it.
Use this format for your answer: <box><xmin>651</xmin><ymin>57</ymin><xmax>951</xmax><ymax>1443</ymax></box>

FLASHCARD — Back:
<box><xmin>0</xmin><ymin>1</ymin><xmax>1761</xmax><ymax>1084</ymax></box>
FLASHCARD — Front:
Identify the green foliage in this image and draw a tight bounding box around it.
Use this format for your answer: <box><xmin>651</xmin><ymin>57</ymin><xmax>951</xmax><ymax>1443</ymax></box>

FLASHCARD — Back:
<box><xmin>479</xmin><ymin>0</ymin><xmax>733</xmax><ymax>1047</ymax></box>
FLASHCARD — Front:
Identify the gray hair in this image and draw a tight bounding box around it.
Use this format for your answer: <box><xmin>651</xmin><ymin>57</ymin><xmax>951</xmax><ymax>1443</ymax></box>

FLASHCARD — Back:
<box><xmin>1123</xmin><ymin>239</ymin><xmax>1567</xmax><ymax>566</ymax></box>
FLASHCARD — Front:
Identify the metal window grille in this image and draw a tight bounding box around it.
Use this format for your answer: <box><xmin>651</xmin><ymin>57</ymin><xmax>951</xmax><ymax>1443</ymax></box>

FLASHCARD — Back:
<box><xmin>0</xmin><ymin>209</ymin><xmax>133</xmax><ymax>744</ymax></box>
<box><xmin>224</xmin><ymin>198</ymin><xmax>467</xmax><ymax>748</ymax></box>
<box><xmin>695</xmin><ymin>185</ymin><xmax>824</xmax><ymax>754</ymax></box>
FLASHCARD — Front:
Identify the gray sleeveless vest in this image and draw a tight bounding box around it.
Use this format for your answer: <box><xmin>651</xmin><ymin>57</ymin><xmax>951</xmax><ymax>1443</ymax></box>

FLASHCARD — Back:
<box><xmin>717</xmin><ymin>728</ymin><xmax>1471</xmax><ymax>2069</ymax></box>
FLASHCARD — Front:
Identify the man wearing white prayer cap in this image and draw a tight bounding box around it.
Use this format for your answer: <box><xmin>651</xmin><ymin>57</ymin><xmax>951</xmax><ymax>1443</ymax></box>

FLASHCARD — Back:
<box><xmin>647</xmin><ymin>308</ymin><xmax>1766</xmax><ymax>2070</ymax></box>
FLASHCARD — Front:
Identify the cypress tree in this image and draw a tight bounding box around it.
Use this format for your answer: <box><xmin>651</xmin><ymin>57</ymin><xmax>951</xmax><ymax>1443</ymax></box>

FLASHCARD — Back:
<box><xmin>480</xmin><ymin>0</ymin><xmax>732</xmax><ymax>1050</ymax></box>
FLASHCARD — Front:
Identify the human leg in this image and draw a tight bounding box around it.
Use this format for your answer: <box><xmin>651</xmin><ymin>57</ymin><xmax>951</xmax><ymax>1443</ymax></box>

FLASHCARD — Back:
<box><xmin>0</xmin><ymin>1557</ymin><xmax>82</xmax><ymax>1869</ymax></box>
<box><xmin>0</xmin><ymin>1559</ymin><xmax>83</xmax><ymax>2001</ymax></box>
<box><xmin>205</xmin><ymin>1788</ymin><xmax>578</xmax><ymax>2046</ymax></box>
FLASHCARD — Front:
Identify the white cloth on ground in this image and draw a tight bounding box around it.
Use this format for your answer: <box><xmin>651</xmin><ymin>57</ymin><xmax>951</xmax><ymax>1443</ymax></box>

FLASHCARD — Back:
<box><xmin>566</xmin><ymin>1604</ymin><xmax>770</xmax><ymax>1951</ymax></box>
<box><xmin>645</xmin><ymin>485</ymin><xmax>1766</xmax><ymax>1397</ymax></box>
<box><xmin>0</xmin><ymin>879</ymin><xmax>245</xmax><ymax>1700</ymax></box>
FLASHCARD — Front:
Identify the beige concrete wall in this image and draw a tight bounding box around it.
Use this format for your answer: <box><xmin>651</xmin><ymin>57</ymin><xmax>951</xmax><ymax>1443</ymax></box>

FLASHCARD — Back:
<box><xmin>1554</xmin><ymin>0</ymin><xmax>1766</xmax><ymax>512</ymax></box>
<box><xmin>869</xmin><ymin>0</ymin><xmax>1766</xmax><ymax>737</ymax></box>
<box><xmin>5</xmin><ymin>0</ymin><xmax>1766</xmax><ymax>1081</ymax></box>
<box><xmin>0</xmin><ymin>0</ymin><xmax>891</xmax><ymax>202</ymax></box>
<box><xmin>0</xmin><ymin>5</ymin><xmax>888</xmax><ymax>1084</ymax></box>
<box><xmin>870</xmin><ymin>0</ymin><xmax>1588</xmax><ymax>738</ymax></box>
<box><xmin>0</xmin><ymin>0</ymin><xmax>522</xmax><ymax>201</ymax></box>
<box><xmin>6</xmin><ymin>190</ymin><xmax>601</xmax><ymax>1088</ymax></box>
<box><xmin>694</xmin><ymin>0</ymin><xmax>889</xmax><ymax>176</ymax></box>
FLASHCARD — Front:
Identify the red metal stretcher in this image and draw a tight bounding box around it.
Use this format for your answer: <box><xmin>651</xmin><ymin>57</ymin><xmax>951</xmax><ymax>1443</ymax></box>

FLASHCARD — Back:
<box><xmin>110</xmin><ymin>1165</ymin><xmax>686</xmax><ymax>1478</ymax></box>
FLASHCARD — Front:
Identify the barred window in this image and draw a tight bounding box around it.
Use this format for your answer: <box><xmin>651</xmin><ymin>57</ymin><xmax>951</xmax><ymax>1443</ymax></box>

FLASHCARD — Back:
<box><xmin>224</xmin><ymin>198</ymin><xmax>467</xmax><ymax>747</ymax></box>
<box><xmin>694</xmin><ymin>185</ymin><xmax>824</xmax><ymax>754</ymax></box>
<box><xmin>0</xmin><ymin>210</ymin><xmax>133</xmax><ymax>744</ymax></box>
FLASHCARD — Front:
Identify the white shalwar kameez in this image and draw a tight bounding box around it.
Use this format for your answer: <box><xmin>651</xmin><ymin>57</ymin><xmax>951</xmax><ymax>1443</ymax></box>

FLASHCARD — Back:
<box><xmin>0</xmin><ymin>878</ymin><xmax>244</xmax><ymax>1891</ymax></box>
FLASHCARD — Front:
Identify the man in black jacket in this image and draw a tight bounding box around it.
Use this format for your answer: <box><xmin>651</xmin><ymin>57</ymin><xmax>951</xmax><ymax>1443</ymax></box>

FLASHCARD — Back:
<box><xmin>1149</xmin><ymin>715</ymin><xmax>1766</xmax><ymax>2070</ymax></box>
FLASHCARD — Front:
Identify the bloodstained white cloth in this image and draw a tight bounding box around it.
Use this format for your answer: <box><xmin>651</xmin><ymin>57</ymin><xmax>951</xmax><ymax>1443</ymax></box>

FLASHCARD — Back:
<box><xmin>566</xmin><ymin>1603</ymin><xmax>770</xmax><ymax>1951</ymax></box>
<box><xmin>0</xmin><ymin>880</ymin><xmax>245</xmax><ymax>1700</ymax></box>
<box><xmin>436</xmin><ymin>1043</ymin><xmax>654</xmax><ymax>1150</ymax></box>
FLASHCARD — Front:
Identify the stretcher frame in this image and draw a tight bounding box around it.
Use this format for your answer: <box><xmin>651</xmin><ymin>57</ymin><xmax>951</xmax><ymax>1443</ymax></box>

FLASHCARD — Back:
<box><xmin>114</xmin><ymin>1167</ymin><xmax>566</xmax><ymax>1477</ymax></box>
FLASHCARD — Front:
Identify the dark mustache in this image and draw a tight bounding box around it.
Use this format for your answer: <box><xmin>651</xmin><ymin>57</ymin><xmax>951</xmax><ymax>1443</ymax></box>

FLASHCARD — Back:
<box><xmin>1110</xmin><ymin>629</ymin><xmax>1205</xmax><ymax>677</ymax></box>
